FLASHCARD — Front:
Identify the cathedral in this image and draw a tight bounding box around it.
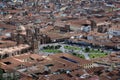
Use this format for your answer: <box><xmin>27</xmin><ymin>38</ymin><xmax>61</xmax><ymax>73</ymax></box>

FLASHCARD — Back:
<box><xmin>11</xmin><ymin>25</ymin><xmax>51</xmax><ymax>53</ymax></box>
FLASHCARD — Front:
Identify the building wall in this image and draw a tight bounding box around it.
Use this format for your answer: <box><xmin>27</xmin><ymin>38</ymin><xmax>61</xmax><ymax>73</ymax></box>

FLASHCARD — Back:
<box><xmin>81</xmin><ymin>25</ymin><xmax>91</xmax><ymax>32</ymax></box>
<box><xmin>87</xmin><ymin>36</ymin><xmax>93</xmax><ymax>40</ymax></box>
<box><xmin>108</xmin><ymin>29</ymin><xmax>120</xmax><ymax>36</ymax></box>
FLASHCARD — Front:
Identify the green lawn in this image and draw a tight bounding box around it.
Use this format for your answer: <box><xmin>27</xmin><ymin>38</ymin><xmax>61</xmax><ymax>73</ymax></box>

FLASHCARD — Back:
<box><xmin>42</xmin><ymin>49</ymin><xmax>62</xmax><ymax>53</ymax></box>
<box><xmin>84</xmin><ymin>48</ymin><xmax>107</xmax><ymax>53</ymax></box>
<box><xmin>89</xmin><ymin>53</ymin><xmax>107</xmax><ymax>59</ymax></box>
<box><xmin>83</xmin><ymin>48</ymin><xmax>108</xmax><ymax>59</ymax></box>
<box><xmin>64</xmin><ymin>46</ymin><xmax>81</xmax><ymax>50</ymax></box>
<box><xmin>72</xmin><ymin>53</ymin><xmax>85</xmax><ymax>59</ymax></box>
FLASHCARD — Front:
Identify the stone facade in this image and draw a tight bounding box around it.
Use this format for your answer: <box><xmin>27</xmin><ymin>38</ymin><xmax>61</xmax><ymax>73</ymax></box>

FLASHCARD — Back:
<box><xmin>11</xmin><ymin>26</ymin><xmax>51</xmax><ymax>53</ymax></box>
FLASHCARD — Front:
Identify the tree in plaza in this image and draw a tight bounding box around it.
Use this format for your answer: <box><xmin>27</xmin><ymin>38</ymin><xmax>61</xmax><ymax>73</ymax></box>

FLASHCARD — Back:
<box><xmin>85</xmin><ymin>47</ymin><xmax>90</xmax><ymax>52</ymax></box>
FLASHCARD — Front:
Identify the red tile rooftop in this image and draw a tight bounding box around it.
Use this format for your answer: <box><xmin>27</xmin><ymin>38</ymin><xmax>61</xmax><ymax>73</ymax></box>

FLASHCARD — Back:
<box><xmin>43</xmin><ymin>31</ymin><xmax>68</xmax><ymax>40</ymax></box>
<box><xmin>6</xmin><ymin>9</ymin><xmax>23</xmax><ymax>14</ymax></box>
<box><xmin>109</xmin><ymin>25</ymin><xmax>120</xmax><ymax>30</ymax></box>
<box><xmin>0</xmin><ymin>40</ymin><xmax>17</xmax><ymax>48</ymax></box>
<box><xmin>49</xmin><ymin>74</ymin><xmax>72</xmax><ymax>80</ymax></box>
<box><xmin>0</xmin><ymin>44</ymin><xmax>30</xmax><ymax>54</ymax></box>
<box><xmin>20</xmin><ymin>77</ymin><xmax>33</xmax><ymax>80</ymax></box>
<box><xmin>88</xmin><ymin>31</ymin><xmax>108</xmax><ymax>36</ymax></box>
<box><xmin>0</xmin><ymin>22</ymin><xmax>16</xmax><ymax>30</ymax></box>
<box><xmin>0</xmin><ymin>53</ymin><xmax>43</xmax><ymax>70</ymax></box>
<box><xmin>49</xmin><ymin>53</ymin><xmax>92</xmax><ymax>65</ymax></box>
<box><xmin>72</xmin><ymin>36</ymin><xmax>120</xmax><ymax>47</ymax></box>
<box><xmin>67</xmin><ymin>19</ymin><xmax>91</xmax><ymax>27</ymax></box>
<box><xmin>0</xmin><ymin>57</ymin><xmax>23</xmax><ymax>70</ymax></box>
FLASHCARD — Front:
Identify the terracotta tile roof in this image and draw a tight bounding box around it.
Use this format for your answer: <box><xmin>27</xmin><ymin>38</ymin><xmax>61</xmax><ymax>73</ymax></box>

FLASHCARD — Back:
<box><xmin>49</xmin><ymin>53</ymin><xmax>92</xmax><ymax>65</ymax></box>
<box><xmin>88</xmin><ymin>31</ymin><xmax>108</xmax><ymax>37</ymax></box>
<box><xmin>109</xmin><ymin>25</ymin><xmax>120</xmax><ymax>30</ymax></box>
<box><xmin>0</xmin><ymin>22</ymin><xmax>16</xmax><ymax>30</ymax></box>
<box><xmin>0</xmin><ymin>40</ymin><xmax>16</xmax><ymax>48</ymax></box>
<box><xmin>49</xmin><ymin>74</ymin><xmax>72</xmax><ymax>80</ymax></box>
<box><xmin>0</xmin><ymin>44</ymin><xmax>30</xmax><ymax>55</ymax></box>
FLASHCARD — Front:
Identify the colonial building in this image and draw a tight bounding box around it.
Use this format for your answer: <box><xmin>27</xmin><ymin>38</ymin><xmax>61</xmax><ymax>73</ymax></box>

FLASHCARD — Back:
<box><xmin>0</xmin><ymin>44</ymin><xmax>30</xmax><ymax>59</ymax></box>
<box><xmin>108</xmin><ymin>26</ymin><xmax>120</xmax><ymax>36</ymax></box>
<box><xmin>11</xmin><ymin>25</ymin><xmax>51</xmax><ymax>53</ymax></box>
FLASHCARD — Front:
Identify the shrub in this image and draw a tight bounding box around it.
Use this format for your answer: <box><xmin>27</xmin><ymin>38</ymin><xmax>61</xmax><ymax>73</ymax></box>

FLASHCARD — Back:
<box><xmin>85</xmin><ymin>47</ymin><xmax>90</xmax><ymax>52</ymax></box>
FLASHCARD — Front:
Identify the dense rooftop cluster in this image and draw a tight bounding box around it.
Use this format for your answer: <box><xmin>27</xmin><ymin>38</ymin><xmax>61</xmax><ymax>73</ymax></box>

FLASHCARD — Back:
<box><xmin>0</xmin><ymin>0</ymin><xmax>120</xmax><ymax>80</ymax></box>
